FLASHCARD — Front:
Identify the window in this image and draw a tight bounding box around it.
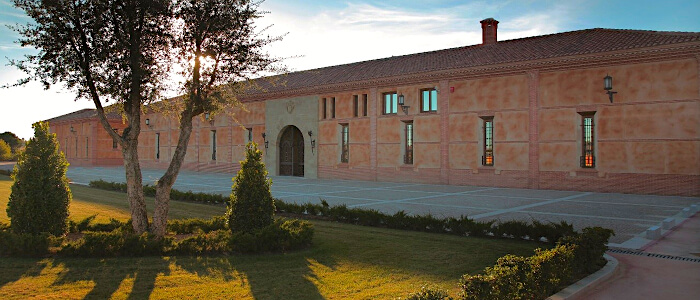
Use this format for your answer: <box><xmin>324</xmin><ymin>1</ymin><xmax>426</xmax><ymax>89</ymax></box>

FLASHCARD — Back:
<box><xmin>155</xmin><ymin>133</ymin><xmax>160</xmax><ymax>160</ymax></box>
<box><xmin>341</xmin><ymin>124</ymin><xmax>349</xmax><ymax>163</ymax></box>
<box><xmin>353</xmin><ymin>95</ymin><xmax>359</xmax><ymax>117</ymax></box>
<box><xmin>331</xmin><ymin>97</ymin><xmax>336</xmax><ymax>118</ymax></box>
<box><xmin>112</xmin><ymin>128</ymin><xmax>118</xmax><ymax>149</ymax></box>
<box><xmin>65</xmin><ymin>138</ymin><xmax>68</xmax><ymax>155</ymax></box>
<box><xmin>404</xmin><ymin>122</ymin><xmax>413</xmax><ymax>164</ymax></box>
<box><xmin>211</xmin><ymin>130</ymin><xmax>217</xmax><ymax>160</ymax></box>
<box><xmin>383</xmin><ymin>92</ymin><xmax>398</xmax><ymax>114</ymax></box>
<box><xmin>580</xmin><ymin>112</ymin><xmax>596</xmax><ymax>168</ymax></box>
<box><xmin>363</xmin><ymin>94</ymin><xmax>368</xmax><ymax>116</ymax></box>
<box><xmin>247</xmin><ymin>128</ymin><xmax>253</xmax><ymax>143</ymax></box>
<box><xmin>322</xmin><ymin>98</ymin><xmax>327</xmax><ymax>119</ymax></box>
<box><xmin>482</xmin><ymin>117</ymin><xmax>494</xmax><ymax>166</ymax></box>
<box><xmin>75</xmin><ymin>138</ymin><xmax>78</xmax><ymax>158</ymax></box>
<box><xmin>85</xmin><ymin>137</ymin><xmax>89</xmax><ymax>157</ymax></box>
<box><xmin>421</xmin><ymin>88</ymin><xmax>438</xmax><ymax>112</ymax></box>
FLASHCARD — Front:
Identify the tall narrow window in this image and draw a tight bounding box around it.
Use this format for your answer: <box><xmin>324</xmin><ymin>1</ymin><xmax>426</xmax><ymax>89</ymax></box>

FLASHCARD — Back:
<box><xmin>211</xmin><ymin>130</ymin><xmax>217</xmax><ymax>161</ymax></box>
<box><xmin>421</xmin><ymin>88</ymin><xmax>438</xmax><ymax>112</ymax></box>
<box><xmin>353</xmin><ymin>95</ymin><xmax>359</xmax><ymax>117</ymax></box>
<box><xmin>580</xmin><ymin>113</ymin><xmax>596</xmax><ymax>168</ymax></box>
<box><xmin>75</xmin><ymin>138</ymin><xmax>78</xmax><ymax>158</ymax></box>
<box><xmin>85</xmin><ymin>137</ymin><xmax>89</xmax><ymax>157</ymax></box>
<box><xmin>322</xmin><ymin>98</ymin><xmax>327</xmax><ymax>119</ymax></box>
<box><xmin>341</xmin><ymin>124</ymin><xmax>349</xmax><ymax>163</ymax></box>
<box><xmin>65</xmin><ymin>138</ymin><xmax>68</xmax><ymax>155</ymax></box>
<box><xmin>384</xmin><ymin>92</ymin><xmax>398</xmax><ymax>114</ymax></box>
<box><xmin>112</xmin><ymin>128</ymin><xmax>118</xmax><ymax>149</ymax></box>
<box><xmin>247</xmin><ymin>128</ymin><xmax>253</xmax><ymax>143</ymax></box>
<box><xmin>482</xmin><ymin>117</ymin><xmax>494</xmax><ymax>166</ymax></box>
<box><xmin>331</xmin><ymin>97</ymin><xmax>336</xmax><ymax>118</ymax></box>
<box><xmin>404</xmin><ymin>122</ymin><xmax>413</xmax><ymax>164</ymax></box>
<box><xmin>155</xmin><ymin>133</ymin><xmax>160</xmax><ymax>160</ymax></box>
<box><xmin>363</xmin><ymin>94</ymin><xmax>368</xmax><ymax>116</ymax></box>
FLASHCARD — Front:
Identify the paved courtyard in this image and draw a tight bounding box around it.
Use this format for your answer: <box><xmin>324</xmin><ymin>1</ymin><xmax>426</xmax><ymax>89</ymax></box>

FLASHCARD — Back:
<box><xmin>61</xmin><ymin>166</ymin><xmax>700</xmax><ymax>245</ymax></box>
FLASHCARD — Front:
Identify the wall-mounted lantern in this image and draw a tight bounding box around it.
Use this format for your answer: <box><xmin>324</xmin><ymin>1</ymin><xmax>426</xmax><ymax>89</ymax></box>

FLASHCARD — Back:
<box><xmin>604</xmin><ymin>75</ymin><xmax>617</xmax><ymax>103</ymax></box>
<box><xmin>70</xmin><ymin>125</ymin><xmax>76</xmax><ymax>133</ymax></box>
<box><xmin>261</xmin><ymin>132</ymin><xmax>269</xmax><ymax>150</ymax></box>
<box><xmin>397</xmin><ymin>94</ymin><xmax>410</xmax><ymax>115</ymax></box>
<box><xmin>308</xmin><ymin>130</ymin><xmax>316</xmax><ymax>154</ymax></box>
<box><xmin>145</xmin><ymin>118</ymin><xmax>152</xmax><ymax>128</ymax></box>
<box><xmin>204</xmin><ymin>112</ymin><xmax>214</xmax><ymax>125</ymax></box>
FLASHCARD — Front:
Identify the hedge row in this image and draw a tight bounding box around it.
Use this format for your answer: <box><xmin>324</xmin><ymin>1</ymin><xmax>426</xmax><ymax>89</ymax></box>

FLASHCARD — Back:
<box><xmin>89</xmin><ymin>179</ymin><xmax>227</xmax><ymax>204</ymax></box>
<box><xmin>459</xmin><ymin>227</ymin><xmax>614</xmax><ymax>300</ymax></box>
<box><xmin>60</xmin><ymin>219</ymin><xmax>314</xmax><ymax>256</ymax></box>
<box><xmin>277</xmin><ymin>200</ymin><xmax>575</xmax><ymax>243</ymax></box>
<box><xmin>68</xmin><ymin>215</ymin><xmax>228</xmax><ymax>235</ymax></box>
<box><xmin>89</xmin><ymin>180</ymin><xmax>576</xmax><ymax>243</ymax></box>
<box><xmin>0</xmin><ymin>231</ymin><xmax>54</xmax><ymax>257</ymax></box>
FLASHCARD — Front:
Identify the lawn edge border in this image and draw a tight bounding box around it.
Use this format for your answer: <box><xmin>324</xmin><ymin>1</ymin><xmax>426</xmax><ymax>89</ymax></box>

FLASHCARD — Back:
<box><xmin>546</xmin><ymin>253</ymin><xmax>618</xmax><ymax>300</ymax></box>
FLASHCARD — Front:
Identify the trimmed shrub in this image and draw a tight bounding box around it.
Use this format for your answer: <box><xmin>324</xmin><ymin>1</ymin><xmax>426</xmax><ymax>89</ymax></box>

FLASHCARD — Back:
<box><xmin>61</xmin><ymin>231</ymin><xmax>173</xmax><ymax>257</ymax></box>
<box><xmin>68</xmin><ymin>216</ymin><xmax>132</xmax><ymax>233</ymax></box>
<box><xmin>172</xmin><ymin>230</ymin><xmax>231</xmax><ymax>255</ymax></box>
<box><xmin>0</xmin><ymin>231</ymin><xmax>52</xmax><ymax>257</ymax></box>
<box><xmin>404</xmin><ymin>285</ymin><xmax>454</xmax><ymax>300</ymax></box>
<box><xmin>167</xmin><ymin>216</ymin><xmax>227</xmax><ymax>234</ymax></box>
<box><xmin>227</xmin><ymin>142</ymin><xmax>275</xmax><ymax>233</ymax></box>
<box><xmin>7</xmin><ymin>122</ymin><xmax>71</xmax><ymax>236</ymax></box>
<box><xmin>559</xmin><ymin>227</ymin><xmax>614</xmax><ymax>273</ymax></box>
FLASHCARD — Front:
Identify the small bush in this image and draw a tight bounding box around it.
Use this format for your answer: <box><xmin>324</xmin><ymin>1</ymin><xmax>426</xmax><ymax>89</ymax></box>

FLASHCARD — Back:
<box><xmin>61</xmin><ymin>230</ymin><xmax>173</xmax><ymax>257</ymax></box>
<box><xmin>0</xmin><ymin>231</ymin><xmax>51</xmax><ymax>257</ymax></box>
<box><xmin>227</xmin><ymin>142</ymin><xmax>275</xmax><ymax>233</ymax></box>
<box><xmin>559</xmin><ymin>227</ymin><xmax>614</xmax><ymax>273</ymax></box>
<box><xmin>167</xmin><ymin>216</ymin><xmax>227</xmax><ymax>234</ymax></box>
<box><xmin>404</xmin><ymin>285</ymin><xmax>453</xmax><ymax>300</ymax></box>
<box><xmin>172</xmin><ymin>230</ymin><xmax>231</xmax><ymax>255</ymax></box>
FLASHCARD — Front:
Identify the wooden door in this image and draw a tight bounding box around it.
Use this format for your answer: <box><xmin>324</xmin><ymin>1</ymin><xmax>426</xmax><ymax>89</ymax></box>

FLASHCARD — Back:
<box><xmin>279</xmin><ymin>126</ymin><xmax>304</xmax><ymax>176</ymax></box>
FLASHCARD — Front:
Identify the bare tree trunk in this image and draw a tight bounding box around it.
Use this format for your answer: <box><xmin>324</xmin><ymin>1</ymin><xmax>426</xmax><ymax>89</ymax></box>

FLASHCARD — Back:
<box><xmin>123</xmin><ymin>139</ymin><xmax>149</xmax><ymax>234</ymax></box>
<box><xmin>151</xmin><ymin>111</ymin><xmax>196</xmax><ymax>237</ymax></box>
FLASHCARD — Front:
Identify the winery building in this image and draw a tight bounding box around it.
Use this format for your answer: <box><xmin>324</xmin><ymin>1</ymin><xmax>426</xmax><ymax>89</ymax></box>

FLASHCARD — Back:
<box><xmin>47</xmin><ymin>19</ymin><xmax>700</xmax><ymax>196</ymax></box>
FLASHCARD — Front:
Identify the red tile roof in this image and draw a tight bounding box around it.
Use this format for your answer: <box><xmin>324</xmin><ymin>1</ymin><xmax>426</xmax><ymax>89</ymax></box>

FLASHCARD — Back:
<box><xmin>46</xmin><ymin>108</ymin><xmax>121</xmax><ymax>123</ymax></box>
<box><xmin>250</xmin><ymin>28</ymin><xmax>700</xmax><ymax>95</ymax></box>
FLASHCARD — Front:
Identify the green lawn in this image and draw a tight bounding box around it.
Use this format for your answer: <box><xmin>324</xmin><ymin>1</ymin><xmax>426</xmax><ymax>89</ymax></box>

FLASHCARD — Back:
<box><xmin>0</xmin><ymin>175</ymin><xmax>541</xmax><ymax>299</ymax></box>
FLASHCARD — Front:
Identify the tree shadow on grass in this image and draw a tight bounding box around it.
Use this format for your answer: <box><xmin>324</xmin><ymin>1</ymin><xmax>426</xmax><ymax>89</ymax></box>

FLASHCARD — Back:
<box><xmin>0</xmin><ymin>258</ymin><xmax>46</xmax><ymax>288</ymax></box>
<box><xmin>51</xmin><ymin>256</ymin><xmax>171</xmax><ymax>299</ymax></box>
<box><xmin>171</xmin><ymin>249</ymin><xmax>337</xmax><ymax>300</ymax></box>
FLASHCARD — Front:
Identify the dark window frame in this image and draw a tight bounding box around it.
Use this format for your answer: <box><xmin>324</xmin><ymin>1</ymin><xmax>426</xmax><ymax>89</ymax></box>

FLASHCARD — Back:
<box><xmin>362</xmin><ymin>94</ymin><xmax>368</xmax><ymax>117</ymax></box>
<box><xmin>420</xmin><ymin>88</ymin><xmax>438</xmax><ymax>112</ymax></box>
<box><xmin>580</xmin><ymin>112</ymin><xmax>596</xmax><ymax>168</ymax></box>
<box><xmin>155</xmin><ymin>133</ymin><xmax>160</xmax><ymax>160</ymax></box>
<box><xmin>383</xmin><ymin>92</ymin><xmax>398</xmax><ymax>115</ymax></box>
<box><xmin>353</xmin><ymin>95</ymin><xmax>359</xmax><ymax>117</ymax></box>
<box><xmin>482</xmin><ymin>116</ymin><xmax>494</xmax><ymax>166</ymax></box>
<box><xmin>341</xmin><ymin>124</ymin><xmax>349</xmax><ymax>163</ymax></box>
<box><xmin>404</xmin><ymin>121</ymin><xmax>413</xmax><ymax>164</ymax></box>
<box><xmin>322</xmin><ymin>98</ymin><xmax>327</xmax><ymax>119</ymax></box>
<box><xmin>211</xmin><ymin>130</ymin><xmax>217</xmax><ymax>161</ymax></box>
<box><xmin>331</xmin><ymin>97</ymin><xmax>336</xmax><ymax>119</ymax></box>
<box><xmin>247</xmin><ymin>127</ymin><xmax>253</xmax><ymax>143</ymax></box>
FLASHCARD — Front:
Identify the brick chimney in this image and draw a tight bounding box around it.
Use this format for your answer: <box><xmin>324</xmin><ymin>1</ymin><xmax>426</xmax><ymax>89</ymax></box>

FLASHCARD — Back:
<box><xmin>480</xmin><ymin>18</ymin><xmax>499</xmax><ymax>45</ymax></box>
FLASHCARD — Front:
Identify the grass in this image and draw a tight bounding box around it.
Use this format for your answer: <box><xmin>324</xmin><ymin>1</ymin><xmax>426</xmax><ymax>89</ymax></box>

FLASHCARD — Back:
<box><xmin>0</xmin><ymin>175</ymin><xmax>542</xmax><ymax>299</ymax></box>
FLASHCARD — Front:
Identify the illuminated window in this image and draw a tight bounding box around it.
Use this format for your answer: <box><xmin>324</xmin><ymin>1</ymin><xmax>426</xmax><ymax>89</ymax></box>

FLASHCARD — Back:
<box><xmin>580</xmin><ymin>112</ymin><xmax>596</xmax><ymax>168</ymax></box>
<box><xmin>421</xmin><ymin>88</ymin><xmax>438</xmax><ymax>112</ymax></box>
<box><xmin>341</xmin><ymin>124</ymin><xmax>349</xmax><ymax>163</ymax></box>
<box><xmin>404</xmin><ymin>122</ymin><xmax>413</xmax><ymax>164</ymax></box>
<box><xmin>383</xmin><ymin>92</ymin><xmax>398</xmax><ymax>114</ymax></box>
<box><xmin>482</xmin><ymin>117</ymin><xmax>494</xmax><ymax>166</ymax></box>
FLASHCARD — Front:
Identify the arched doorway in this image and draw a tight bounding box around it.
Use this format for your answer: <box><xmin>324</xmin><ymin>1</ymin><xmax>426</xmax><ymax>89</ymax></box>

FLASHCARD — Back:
<box><xmin>279</xmin><ymin>126</ymin><xmax>304</xmax><ymax>176</ymax></box>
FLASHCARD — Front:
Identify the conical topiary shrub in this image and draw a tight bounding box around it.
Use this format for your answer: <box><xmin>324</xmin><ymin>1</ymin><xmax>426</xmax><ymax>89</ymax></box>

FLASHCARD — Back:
<box><xmin>7</xmin><ymin>122</ymin><xmax>71</xmax><ymax>235</ymax></box>
<box><xmin>227</xmin><ymin>142</ymin><xmax>275</xmax><ymax>233</ymax></box>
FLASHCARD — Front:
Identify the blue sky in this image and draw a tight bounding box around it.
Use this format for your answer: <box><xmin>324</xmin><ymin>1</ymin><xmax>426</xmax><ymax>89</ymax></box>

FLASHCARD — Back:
<box><xmin>1</xmin><ymin>0</ymin><xmax>699</xmax><ymax>139</ymax></box>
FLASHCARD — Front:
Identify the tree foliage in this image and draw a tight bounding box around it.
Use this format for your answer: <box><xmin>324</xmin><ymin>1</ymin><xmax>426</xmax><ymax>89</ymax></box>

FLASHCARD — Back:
<box><xmin>0</xmin><ymin>132</ymin><xmax>24</xmax><ymax>154</ymax></box>
<box><xmin>7</xmin><ymin>122</ymin><xmax>72</xmax><ymax>236</ymax></box>
<box><xmin>227</xmin><ymin>142</ymin><xmax>275</xmax><ymax>233</ymax></box>
<box><xmin>0</xmin><ymin>140</ymin><xmax>12</xmax><ymax>161</ymax></box>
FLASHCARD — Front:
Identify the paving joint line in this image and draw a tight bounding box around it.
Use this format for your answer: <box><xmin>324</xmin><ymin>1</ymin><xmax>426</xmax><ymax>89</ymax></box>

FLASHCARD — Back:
<box><xmin>470</xmin><ymin>192</ymin><xmax>593</xmax><ymax>220</ymax></box>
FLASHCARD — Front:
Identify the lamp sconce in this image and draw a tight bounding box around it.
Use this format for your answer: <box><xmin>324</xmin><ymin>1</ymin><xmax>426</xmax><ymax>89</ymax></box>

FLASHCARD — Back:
<box><xmin>397</xmin><ymin>94</ymin><xmax>410</xmax><ymax>115</ymax></box>
<box><xmin>204</xmin><ymin>112</ymin><xmax>214</xmax><ymax>125</ymax></box>
<box><xmin>434</xmin><ymin>86</ymin><xmax>440</xmax><ymax>94</ymax></box>
<box><xmin>308</xmin><ymin>130</ymin><xmax>316</xmax><ymax>154</ymax></box>
<box><xmin>145</xmin><ymin>118</ymin><xmax>152</xmax><ymax>128</ymax></box>
<box><xmin>604</xmin><ymin>75</ymin><xmax>617</xmax><ymax>103</ymax></box>
<box><xmin>70</xmin><ymin>125</ymin><xmax>76</xmax><ymax>133</ymax></box>
<box><xmin>261</xmin><ymin>132</ymin><xmax>269</xmax><ymax>150</ymax></box>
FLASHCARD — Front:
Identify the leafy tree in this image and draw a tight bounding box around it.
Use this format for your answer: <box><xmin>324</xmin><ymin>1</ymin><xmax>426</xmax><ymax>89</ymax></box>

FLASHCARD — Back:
<box><xmin>0</xmin><ymin>132</ymin><xmax>24</xmax><ymax>154</ymax></box>
<box><xmin>8</xmin><ymin>0</ymin><xmax>281</xmax><ymax>238</ymax></box>
<box><xmin>0</xmin><ymin>140</ymin><xmax>12</xmax><ymax>161</ymax></box>
<box><xmin>227</xmin><ymin>142</ymin><xmax>275</xmax><ymax>233</ymax></box>
<box><xmin>7</xmin><ymin>122</ymin><xmax>71</xmax><ymax>235</ymax></box>
<box><xmin>150</xmin><ymin>0</ymin><xmax>282</xmax><ymax>236</ymax></box>
<box><xmin>8</xmin><ymin>0</ymin><xmax>173</xmax><ymax>234</ymax></box>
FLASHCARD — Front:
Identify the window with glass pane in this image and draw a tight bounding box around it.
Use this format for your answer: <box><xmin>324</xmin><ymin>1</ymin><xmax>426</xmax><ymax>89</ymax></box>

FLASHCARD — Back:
<box><xmin>581</xmin><ymin>114</ymin><xmax>595</xmax><ymax>168</ymax></box>
<box><xmin>341</xmin><ymin>125</ymin><xmax>349</xmax><ymax>163</ymax></box>
<box><xmin>331</xmin><ymin>97</ymin><xmax>336</xmax><ymax>118</ymax></box>
<box><xmin>211</xmin><ymin>130</ymin><xmax>217</xmax><ymax>160</ymax></box>
<box><xmin>421</xmin><ymin>88</ymin><xmax>437</xmax><ymax>112</ymax></box>
<box><xmin>353</xmin><ymin>95</ymin><xmax>358</xmax><ymax>117</ymax></box>
<box><xmin>155</xmin><ymin>133</ymin><xmax>160</xmax><ymax>159</ymax></box>
<box><xmin>405</xmin><ymin>122</ymin><xmax>413</xmax><ymax>164</ymax></box>
<box><xmin>384</xmin><ymin>92</ymin><xmax>397</xmax><ymax>114</ymax></box>
<box><xmin>482</xmin><ymin>117</ymin><xmax>494</xmax><ymax>166</ymax></box>
<box><xmin>322</xmin><ymin>98</ymin><xmax>327</xmax><ymax>119</ymax></box>
<box><xmin>363</xmin><ymin>94</ymin><xmax>368</xmax><ymax>116</ymax></box>
<box><xmin>247</xmin><ymin>128</ymin><xmax>253</xmax><ymax>143</ymax></box>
